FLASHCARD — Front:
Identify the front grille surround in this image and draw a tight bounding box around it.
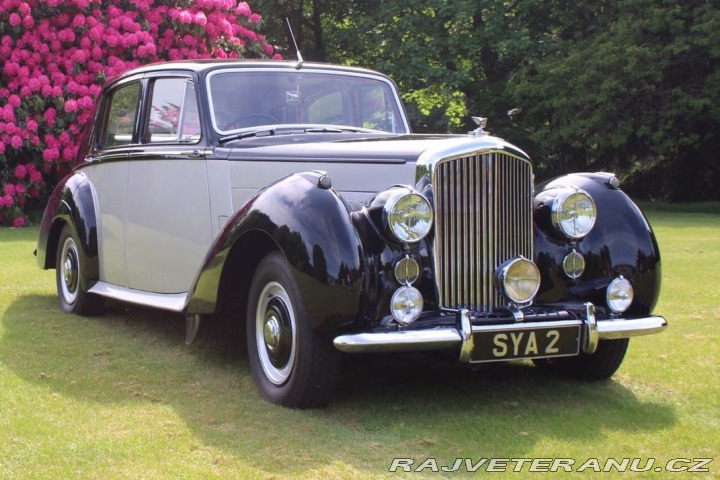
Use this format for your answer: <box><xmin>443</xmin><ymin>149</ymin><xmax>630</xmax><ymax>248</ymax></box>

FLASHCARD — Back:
<box><xmin>432</xmin><ymin>151</ymin><xmax>534</xmax><ymax>313</ymax></box>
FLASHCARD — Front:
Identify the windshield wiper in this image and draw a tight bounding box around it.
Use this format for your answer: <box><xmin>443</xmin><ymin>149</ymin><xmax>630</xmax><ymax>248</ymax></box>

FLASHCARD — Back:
<box><xmin>219</xmin><ymin>127</ymin><xmax>278</xmax><ymax>143</ymax></box>
<box><xmin>219</xmin><ymin>124</ymin><xmax>379</xmax><ymax>143</ymax></box>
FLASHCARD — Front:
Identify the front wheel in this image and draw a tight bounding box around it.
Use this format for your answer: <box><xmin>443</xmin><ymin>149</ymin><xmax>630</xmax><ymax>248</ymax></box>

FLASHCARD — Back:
<box><xmin>535</xmin><ymin>338</ymin><xmax>629</xmax><ymax>380</ymax></box>
<box><xmin>56</xmin><ymin>224</ymin><xmax>104</xmax><ymax>316</ymax></box>
<box><xmin>246</xmin><ymin>251</ymin><xmax>340</xmax><ymax>408</ymax></box>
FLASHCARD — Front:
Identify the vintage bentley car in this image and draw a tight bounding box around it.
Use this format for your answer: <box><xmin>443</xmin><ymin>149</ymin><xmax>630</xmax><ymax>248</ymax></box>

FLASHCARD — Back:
<box><xmin>37</xmin><ymin>60</ymin><xmax>666</xmax><ymax>407</ymax></box>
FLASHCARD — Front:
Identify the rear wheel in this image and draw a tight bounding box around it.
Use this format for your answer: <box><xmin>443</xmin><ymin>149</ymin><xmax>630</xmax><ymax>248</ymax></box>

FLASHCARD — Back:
<box><xmin>246</xmin><ymin>251</ymin><xmax>340</xmax><ymax>408</ymax></box>
<box><xmin>56</xmin><ymin>224</ymin><xmax>104</xmax><ymax>316</ymax></box>
<box><xmin>535</xmin><ymin>338</ymin><xmax>629</xmax><ymax>380</ymax></box>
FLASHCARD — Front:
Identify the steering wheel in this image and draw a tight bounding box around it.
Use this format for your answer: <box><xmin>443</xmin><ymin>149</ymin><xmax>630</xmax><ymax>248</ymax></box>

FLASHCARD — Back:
<box><xmin>226</xmin><ymin>113</ymin><xmax>279</xmax><ymax>129</ymax></box>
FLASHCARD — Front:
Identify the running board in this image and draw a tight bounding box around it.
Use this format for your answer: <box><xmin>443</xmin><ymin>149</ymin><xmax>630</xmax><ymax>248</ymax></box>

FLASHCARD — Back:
<box><xmin>89</xmin><ymin>281</ymin><xmax>188</xmax><ymax>312</ymax></box>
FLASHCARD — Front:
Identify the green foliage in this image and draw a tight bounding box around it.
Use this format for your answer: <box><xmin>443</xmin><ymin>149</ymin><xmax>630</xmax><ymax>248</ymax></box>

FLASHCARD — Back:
<box><xmin>258</xmin><ymin>0</ymin><xmax>719</xmax><ymax>201</ymax></box>
<box><xmin>510</xmin><ymin>0</ymin><xmax>720</xmax><ymax>200</ymax></box>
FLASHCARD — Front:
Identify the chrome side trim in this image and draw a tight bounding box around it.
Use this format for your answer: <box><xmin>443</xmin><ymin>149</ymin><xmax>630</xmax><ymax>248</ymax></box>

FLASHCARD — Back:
<box><xmin>333</xmin><ymin>315</ymin><xmax>667</xmax><ymax>354</ymax></box>
<box><xmin>597</xmin><ymin>315</ymin><xmax>667</xmax><ymax>339</ymax></box>
<box><xmin>89</xmin><ymin>281</ymin><xmax>188</xmax><ymax>312</ymax></box>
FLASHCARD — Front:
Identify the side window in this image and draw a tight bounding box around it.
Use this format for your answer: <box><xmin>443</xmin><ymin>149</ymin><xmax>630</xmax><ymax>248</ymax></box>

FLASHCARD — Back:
<box><xmin>101</xmin><ymin>82</ymin><xmax>141</xmax><ymax>148</ymax></box>
<box><xmin>146</xmin><ymin>78</ymin><xmax>201</xmax><ymax>144</ymax></box>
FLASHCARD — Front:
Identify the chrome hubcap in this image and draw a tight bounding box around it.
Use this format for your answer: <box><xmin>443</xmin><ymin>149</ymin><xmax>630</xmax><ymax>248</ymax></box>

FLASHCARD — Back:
<box><xmin>255</xmin><ymin>281</ymin><xmax>296</xmax><ymax>385</ymax></box>
<box><xmin>263</xmin><ymin>314</ymin><xmax>282</xmax><ymax>352</ymax></box>
<box><xmin>60</xmin><ymin>237</ymin><xmax>79</xmax><ymax>304</ymax></box>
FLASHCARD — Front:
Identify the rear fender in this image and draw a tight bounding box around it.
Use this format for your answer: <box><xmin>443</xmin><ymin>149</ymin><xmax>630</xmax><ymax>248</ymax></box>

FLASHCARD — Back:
<box><xmin>37</xmin><ymin>172</ymin><xmax>99</xmax><ymax>289</ymax></box>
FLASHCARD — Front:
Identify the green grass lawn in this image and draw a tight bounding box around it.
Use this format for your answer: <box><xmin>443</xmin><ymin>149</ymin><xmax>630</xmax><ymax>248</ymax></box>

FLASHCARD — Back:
<box><xmin>1</xmin><ymin>209</ymin><xmax>718</xmax><ymax>479</ymax></box>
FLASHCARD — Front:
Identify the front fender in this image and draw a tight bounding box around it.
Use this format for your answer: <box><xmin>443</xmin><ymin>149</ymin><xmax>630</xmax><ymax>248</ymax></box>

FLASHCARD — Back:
<box><xmin>37</xmin><ymin>172</ymin><xmax>99</xmax><ymax>288</ymax></box>
<box><xmin>534</xmin><ymin>173</ymin><xmax>661</xmax><ymax>316</ymax></box>
<box><xmin>188</xmin><ymin>171</ymin><xmax>365</xmax><ymax>332</ymax></box>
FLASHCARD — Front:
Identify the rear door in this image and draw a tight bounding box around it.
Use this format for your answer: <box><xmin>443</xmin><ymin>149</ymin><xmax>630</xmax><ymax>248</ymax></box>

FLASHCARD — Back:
<box><xmin>83</xmin><ymin>77</ymin><xmax>143</xmax><ymax>287</ymax></box>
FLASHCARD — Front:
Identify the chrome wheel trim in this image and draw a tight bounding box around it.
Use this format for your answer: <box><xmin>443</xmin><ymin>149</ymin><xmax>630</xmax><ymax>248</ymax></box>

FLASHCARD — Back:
<box><xmin>255</xmin><ymin>281</ymin><xmax>296</xmax><ymax>385</ymax></box>
<box><xmin>60</xmin><ymin>236</ymin><xmax>80</xmax><ymax>305</ymax></box>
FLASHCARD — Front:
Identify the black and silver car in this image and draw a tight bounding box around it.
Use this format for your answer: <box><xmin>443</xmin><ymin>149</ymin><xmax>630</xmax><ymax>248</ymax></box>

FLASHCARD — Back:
<box><xmin>37</xmin><ymin>60</ymin><xmax>666</xmax><ymax>407</ymax></box>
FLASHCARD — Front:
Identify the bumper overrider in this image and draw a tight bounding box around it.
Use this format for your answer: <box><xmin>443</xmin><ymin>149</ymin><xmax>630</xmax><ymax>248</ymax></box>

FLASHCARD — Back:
<box><xmin>333</xmin><ymin>303</ymin><xmax>667</xmax><ymax>363</ymax></box>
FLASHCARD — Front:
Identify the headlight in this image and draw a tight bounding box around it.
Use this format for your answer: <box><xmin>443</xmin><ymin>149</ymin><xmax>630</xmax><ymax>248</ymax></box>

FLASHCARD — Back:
<box><xmin>551</xmin><ymin>188</ymin><xmax>597</xmax><ymax>239</ymax></box>
<box><xmin>607</xmin><ymin>276</ymin><xmax>633</xmax><ymax>313</ymax></box>
<box><xmin>390</xmin><ymin>286</ymin><xmax>423</xmax><ymax>325</ymax></box>
<box><xmin>384</xmin><ymin>191</ymin><xmax>433</xmax><ymax>243</ymax></box>
<box><xmin>496</xmin><ymin>257</ymin><xmax>541</xmax><ymax>304</ymax></box>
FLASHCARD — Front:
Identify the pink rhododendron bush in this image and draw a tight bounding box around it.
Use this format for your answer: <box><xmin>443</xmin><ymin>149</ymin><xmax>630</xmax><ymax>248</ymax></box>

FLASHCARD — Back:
<box><xmin>0</xmin><ymin>0</ymin><xmax>278</xmax><ymax>227</ymax></box>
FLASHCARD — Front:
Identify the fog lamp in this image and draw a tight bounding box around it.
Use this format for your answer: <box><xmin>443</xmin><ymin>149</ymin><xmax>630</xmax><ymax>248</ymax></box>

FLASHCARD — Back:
<box><xmin>496</xmin><ymin>257</ymin><xmax>541</xmax><ymax>304</ymax></box>
<box><xmin>384</xmin><ymin>191</ymin><xmax>433</xmax><ymax>243</ymax></box>
<box><xmin>391</xmin><ymin>286</ymin><xmax>423</xmax><ymax>325</ymax></box>
<box><xmin>551</xmin><ymin>188</ymin><xmax>597</xmax><ymax>239</ymax></box>
<box><xmin>607</xmin><ymin>276</ymin><xmax>634</xmax><ymax>313</ymax></box>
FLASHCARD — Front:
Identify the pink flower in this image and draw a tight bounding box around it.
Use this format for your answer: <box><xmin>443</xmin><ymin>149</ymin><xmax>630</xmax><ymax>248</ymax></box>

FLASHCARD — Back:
<box><xmin>18</xmin><ymin>3</ymin><xmax>31</xmax><ymax>17</ymax></box>
<box><xmin>12</xmin><ymin>216</ymin><xmax>26</xmax><ymax>228</ymax></box>
<box><xmin>72</xmin><ymin>14</ymin><xmax>86</xmax><ymax>28</ymax></box>
<box><xmin>77</xmin><ymin>96</ymin><xmax>93</xmax><ymax>109</ymax></box>
<box><xmin>10</xmin><ymin>135</ymin><xmax>23</xmax><ymax>148</ymax></box>
<box><xmin>9</xmin><ymin>13</ymin><xmax>21</xmax><ymax>27</ymax></box>
<box><xmin>15</xmin><ymin>184</ymin><xmax>26</xmax><ymax>195</ymax></box>
<box><xmin>58</xmin><ymin>28</ymin><xmax>76</xmax><ymax>43</ymax></box>
<box><xmin>178</xmin><ymin>10</ymin><xmax>192</xmax><ymax>24</ymax></box>
<box><xmin>30</xmin><ymin>169</ymin><xmax>43</xmax><ymax>184</ymax></box>
<box><xmin>44</xmin><ymin>108</ymin><xmax>57</xmax><ymax>125</ymax></box>
<box><xmin>194</xmin><ymin>12</ymin><xmax>207</xmax><ymax>26</ymax></box>
<box><xmin>0</xmin><ymin>195</ymin><xmax>13</xmax><ymax>208</ymax></box>
<box><xmin>236</xmin><ymin>2</ymin><xmax>251</xmax><ymax>17</ymax></box>
<box><xmin>4</xmin><ymin>184</ymin><xmax>16</xmax><ymax>197</ymax></box>
<box><xmin>43</xmin><ymin>147</ymin><xmax>60</xmax><ymax>162</ymax></box>
<box><xmin>71</xmin><ymin>49</ymin><xmax>87</xmax><ymax>63</ymax></box>
<box><xmin>14</xmin><ymin>164</ymin><xmax>28</xmax><ymax>179</ymax></box>
<box><xmin>64</xmin><ymin>99</ymin><xmax>78</xmax><ymax>113</ymax></box>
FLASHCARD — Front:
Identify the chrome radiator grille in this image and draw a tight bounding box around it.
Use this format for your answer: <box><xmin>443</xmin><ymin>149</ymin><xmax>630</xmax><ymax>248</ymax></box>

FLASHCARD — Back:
<box><xmin>433</xmin><ymin>152</ymin><xmax>534</xmax><ymax>312</ymax></box>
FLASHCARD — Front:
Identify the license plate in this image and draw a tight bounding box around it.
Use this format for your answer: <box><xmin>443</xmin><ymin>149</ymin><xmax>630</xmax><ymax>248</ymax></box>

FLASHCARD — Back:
<box><xmin>470</xmin><ymin>325</ymin><xmax>580</xmax><ymax>363</ymax></box>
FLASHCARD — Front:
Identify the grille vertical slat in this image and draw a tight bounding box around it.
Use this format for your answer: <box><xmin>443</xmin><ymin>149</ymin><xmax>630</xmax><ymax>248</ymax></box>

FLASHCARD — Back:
<box><xmin>434</xmin><ymin>153</ymin><xmax>533</xmax><ymax>312</ymax></box>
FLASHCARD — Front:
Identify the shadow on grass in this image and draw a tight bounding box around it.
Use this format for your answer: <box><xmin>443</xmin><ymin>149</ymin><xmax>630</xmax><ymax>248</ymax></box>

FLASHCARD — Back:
<box><xmin>1</xmin><ymin>294</ymin><xmax>676</xmax><ymax>474</ymax></box>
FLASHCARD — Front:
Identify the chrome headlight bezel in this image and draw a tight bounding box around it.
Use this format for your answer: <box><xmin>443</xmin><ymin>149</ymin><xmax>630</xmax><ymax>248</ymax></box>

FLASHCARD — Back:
<box><xmin>383</xmin><ymin>191</ymin><xmax>434</xmax><ymax>244</ymax></box>
<box><xmin>495</xmin><ymin>257</ymin><xmax>541</xmax><ymax>305</ymax></box>
<box><xmin>390</xmin><ymin>286</ymin><xmax>424</xmax><ymax>325</ymax></box>
<box><xmin>607</xmin><ymin>276</ymin><xmax>634</xmax><ymax>313</ymax></box>
<box><xmin>550</xmin><ymin>188</ymin><xmax>597</xmax><ymax>240</ymax></box>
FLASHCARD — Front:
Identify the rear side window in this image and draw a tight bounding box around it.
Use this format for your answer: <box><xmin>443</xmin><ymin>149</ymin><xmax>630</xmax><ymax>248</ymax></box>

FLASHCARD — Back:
<box><xmin>146</xmin><ymin>78</ymin><xmax>201</xmax><ymax>144</ymax></box>
<box><xmin>101</xmin><ymin>82</ymin><xmax>141</xmax><ymax>148</ymax></box>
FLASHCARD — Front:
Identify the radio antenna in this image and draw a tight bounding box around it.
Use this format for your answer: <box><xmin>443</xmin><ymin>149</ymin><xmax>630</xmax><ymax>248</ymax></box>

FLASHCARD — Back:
<box><xmin>285</xmin><ymin>18</ymin><xmax>304</xmax><ymax>70</ymax></box>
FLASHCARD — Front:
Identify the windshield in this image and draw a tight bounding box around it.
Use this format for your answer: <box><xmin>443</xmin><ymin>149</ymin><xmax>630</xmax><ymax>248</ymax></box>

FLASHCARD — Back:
<box><xmin>206</xmin><ymin>69</ymin><xmax>408</xmax><ymax>135</ymax></box>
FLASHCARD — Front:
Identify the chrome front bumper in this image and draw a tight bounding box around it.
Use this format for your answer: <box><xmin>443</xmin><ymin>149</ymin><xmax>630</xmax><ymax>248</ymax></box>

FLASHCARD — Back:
<box><xmin>333</xmin><ymin>303</ymin><xmax>667</xmax><ymax>362</ymax></box>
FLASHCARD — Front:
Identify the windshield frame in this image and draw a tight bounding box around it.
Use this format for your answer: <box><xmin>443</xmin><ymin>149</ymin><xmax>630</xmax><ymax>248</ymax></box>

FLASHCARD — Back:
<box><xmin>205</xmin><ymin>67</ymin><xmax>410</xmax><ymax>137</ymax></box>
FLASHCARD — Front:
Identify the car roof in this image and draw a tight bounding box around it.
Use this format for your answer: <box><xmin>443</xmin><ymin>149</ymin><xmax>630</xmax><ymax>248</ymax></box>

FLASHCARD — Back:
<box><xmin>110</xmin><ymin>59</ymin><xmax>392</xmax><ymax>82</ymax></box>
